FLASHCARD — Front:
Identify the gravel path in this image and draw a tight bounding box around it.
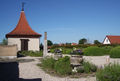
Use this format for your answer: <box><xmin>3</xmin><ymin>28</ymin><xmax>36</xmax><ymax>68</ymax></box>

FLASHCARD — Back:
<box><xmin>19</xmin><ymin>57</ymin><xmax>96</xmax><ymax>81</ymax></box>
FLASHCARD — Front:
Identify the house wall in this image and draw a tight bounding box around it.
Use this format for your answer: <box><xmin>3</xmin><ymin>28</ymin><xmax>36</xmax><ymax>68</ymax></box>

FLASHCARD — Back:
<box><xmin>8</xmin><ymin>38</ymin><xmax>40</xmax><ymax>51</ymax></box>
<box><xmin>103</xmin><ymin>37</ymin><xmax>111</xmax><ymax>44</ymax></box>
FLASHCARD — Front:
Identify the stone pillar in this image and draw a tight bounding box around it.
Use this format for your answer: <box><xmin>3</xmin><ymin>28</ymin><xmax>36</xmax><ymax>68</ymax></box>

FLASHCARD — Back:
<box><xmin>43</xmin><ymin>32</ymin><xmax>48</xmax><ymax>57</ymax></box>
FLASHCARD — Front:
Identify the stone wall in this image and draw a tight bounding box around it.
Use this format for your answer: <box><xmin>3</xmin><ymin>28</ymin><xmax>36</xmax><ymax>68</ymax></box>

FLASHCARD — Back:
<box><xmin>83</xmin><ymin>56</ymin><xmax>110</xmax><ymax>68</ymax></box>
<box><xmin>0</xmin><ymin>45</ymin><xmax>17</xmax><ymax>59</ymax></box>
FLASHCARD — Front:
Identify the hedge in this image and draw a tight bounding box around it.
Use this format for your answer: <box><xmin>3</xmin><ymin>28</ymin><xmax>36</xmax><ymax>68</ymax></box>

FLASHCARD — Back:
<box><xmin>110</xmin><ymin>46</ymin><xmax>120</xmax><ymax>58</ymax></box>
<box><xmin>84</xmin><ymin>46</ymin><xmax>109</xmax><ymax>56</ymax></box>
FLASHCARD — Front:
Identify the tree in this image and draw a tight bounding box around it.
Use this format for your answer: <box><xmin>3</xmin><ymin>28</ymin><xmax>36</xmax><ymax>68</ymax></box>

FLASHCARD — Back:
<box><xmin>40</xmin><ymin>43</ymin><xmax>43</xmax><ymax>50</ymax></box>
<box><xmin>78</xmin><ymin>38</ymin><xmax>87</xmax><ymax>44</ymax></box>
<box><xmin>94</xmin><ymin>40</ymin><xmax>101</xmax><ymax>44</ymax></box>
<box><xmin>47</xmin><ymin>40</ymin><xmax>53</xmax><ymax>46</ymax></box>
<box><xmin>1</xmin><ymin>38</ymin><xmax>8</xmax><ymax>45</ymax></box>
<box><xmin>66</xmin><ymin>42</ymin><xmax>71</xmax><ymax>45</ymax></box>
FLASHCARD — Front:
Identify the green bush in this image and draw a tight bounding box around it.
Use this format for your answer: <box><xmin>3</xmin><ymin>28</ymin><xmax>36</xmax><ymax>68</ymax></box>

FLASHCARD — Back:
<box><xmin>83</xmin><ymin>61</ymin><xmax>97</xmax><ymax>73</ymax></box>
<box><xmin>50</xmin><ymin>49</ymin><xmax>54</xmax><ymax>53</ymax></box>
<box><xmin>62</xmin><ymin>48</ymin><xmax>72</xmax><ymax>54</ymax></box>
<box><xmin>110</xmin><ymin>46</ymin><xmax>120</xmax><ymax>58</ymax></box>
<box><xmin>20</xmin><ymin>51</ymin><xmax>43</xmax><ymax>57</ymax></box>
<box><xmin>84</xmin><ymin>46</ymin><xmax>108</xmax><ymax>56</ymax></box>
<box><xmin>50</xmin><ymin>48</ymin><xmax>72</xmax><ymax>54</ymax></box>
<box><xmin>51</xmin><ymin>44</ymin><xmax>120</xmax><ymax>49</ymax></box>
<box><xmin>96</xmin><ymin>63</ymin><xmax>120</xmax><ymax>81</ymax></box>
<box><xmin>54</xmin><ymin>56</ymin><xmax>72</xmax><ymax>75</ymax></box>
<box><xmin>41</xmin><ymin>57</ymin><xmax>56</xmax><ymax>70</ymax></box>
<box><xmin>77</xmin><ymin>67</ymin><xmax>84</xmax><ymax>73</ymax></box>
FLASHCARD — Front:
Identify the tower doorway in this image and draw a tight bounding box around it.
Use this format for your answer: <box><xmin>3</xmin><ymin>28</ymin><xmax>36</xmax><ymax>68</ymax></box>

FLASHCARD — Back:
<box><xmin>21</xmin><ymin>39</ymin><xmax>29</xmax><ymax>51</ymax></box>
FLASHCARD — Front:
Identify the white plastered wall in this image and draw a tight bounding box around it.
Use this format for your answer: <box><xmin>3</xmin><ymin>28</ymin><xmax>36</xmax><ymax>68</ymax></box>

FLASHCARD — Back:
<box><xmin>8</xmin><ymin>38</ymin><xmax>40</xmax><ymax>51</ymax></box>
<box><xmin>103</xmin><ymin>37</ymin><xmax>111</xmax><ymax>44</ymax></box>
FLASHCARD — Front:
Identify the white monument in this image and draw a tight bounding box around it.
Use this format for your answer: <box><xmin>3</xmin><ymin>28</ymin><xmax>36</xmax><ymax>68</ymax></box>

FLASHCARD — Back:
<box><xmin>43</xmin><ymin>32</ymin><xmax>48</xmax><ymax>57</ymax></box>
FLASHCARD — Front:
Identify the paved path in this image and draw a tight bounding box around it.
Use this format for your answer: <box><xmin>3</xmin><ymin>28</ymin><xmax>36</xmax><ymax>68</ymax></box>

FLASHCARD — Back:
<box><xmin>19</xmin><ymin>57</ymin><xmax>96</xmax><ymax>81</ymax></box>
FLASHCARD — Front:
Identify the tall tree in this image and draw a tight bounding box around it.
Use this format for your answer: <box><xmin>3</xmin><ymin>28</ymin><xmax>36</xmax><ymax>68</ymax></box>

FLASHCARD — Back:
<box><xmin>1</xmin><ymin>38</ymin><xmax>8</xmax><ymax>45</ymax></box>
<box><xmin>40</xmin><ymin>43</ymin><xmax>43</xmax><ymax>50</ymax></box>
<box><xmin>47</xmin><ymin>40</ymin><xmax>53</xmax><ymax>46</ymax></box>
<box><xmin>78</xmin><ymin>38</ymin><xmax>87</xmax><ymax>44</ymax></box>
<box><xmin>94</xmin><ymin>40</ymin><xmax>101</xmax><ymax>44</ymax></box>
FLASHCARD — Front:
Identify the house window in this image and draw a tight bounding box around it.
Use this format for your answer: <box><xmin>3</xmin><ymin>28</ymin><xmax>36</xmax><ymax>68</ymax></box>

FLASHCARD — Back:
<box><xmin>106</xmin><ymin>39</ymin><xmax>109</xmax><ymax>42</ymax></box>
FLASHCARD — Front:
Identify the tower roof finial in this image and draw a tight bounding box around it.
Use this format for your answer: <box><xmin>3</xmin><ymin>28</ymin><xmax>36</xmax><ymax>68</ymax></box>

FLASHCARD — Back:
<box><xmin>22</xmin><ymin>2</ymin><xmax>25</xmax><ymax>11</ymax></box>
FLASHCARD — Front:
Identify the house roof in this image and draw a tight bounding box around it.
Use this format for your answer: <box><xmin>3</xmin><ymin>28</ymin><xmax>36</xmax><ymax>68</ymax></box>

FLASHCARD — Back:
<box><xmin>71</xmin><ymin>43</ymin><xmax>77</xmax><ymax>45</ymax></box>
<box><xmin>6</xmin><ymin>11</ymin><xmax>41</xmax><ymax>38</ymax></box>
<box><xmin>106</xmin><ymin>35</ymin><xmax>120</xmax><ymax>44</ymax></box>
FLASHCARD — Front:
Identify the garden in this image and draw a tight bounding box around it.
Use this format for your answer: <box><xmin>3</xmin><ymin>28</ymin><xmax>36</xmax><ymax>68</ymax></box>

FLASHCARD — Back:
<box><xmin>50</xmin><ymin>44</ymin><xmax>120</xmax><ymax>58</ymax></box>
<box><xmin>38</xmin><ymin>56</ymin><xmax>120</xmax><ymax>81</ymax></box>
<box><xmin>18</xmin><ymin>44</ymin><xmax>120</xmax><ymax>81</ymax></box>
<box><xmin>38</xmin><ymin>56</ymin><xmax>97</xmax><ymax>78</ymax></box>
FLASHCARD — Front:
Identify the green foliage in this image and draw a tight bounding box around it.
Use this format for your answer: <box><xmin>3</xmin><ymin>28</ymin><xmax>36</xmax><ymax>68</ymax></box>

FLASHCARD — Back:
<box><xmin>51</xmin><ymin>44</ymin><xmax>120</xmax><ymax>49</ymax></box>
<box><xmin>83</xmin><ymin>61</ymin><xmax>97</xmax><ymax>73</ymax></box>
<box><xmin>84</xmin><ymin>46</ymin><xmax>108</xmax><ymax>56</ymax></box>
<box><xmin>50</xmin><ymin>48</ymin><xmax>72</xmax><ymax>54</ymax></box>
<box><xmin>50</xmin><ymin>49</ymin><xmax>55</xmax><ymax>53</ymax></box>
<box><xmin>40</xmin><ymin>43</ymin><xmax>43</xmax><ymax>50</ymax></box>
<box><xmin>47</xmin><ymin>40</ymin><xmax>53</xmax><ymax>46</ymax></box>
<box><xmin>41</xmin><ymin>57</ymin><xmax>56</xmax><ymax>70</ymax></box>
<box><xmin>77</xmin><ymin>67</ymin><xmax>84</xmax><ymax>73</ymax></box>
<box><xmin>96</xmin><ymin>63</ymin><xmax>120</xmax><ymax>81</ymax></box>
<box><xmin>78</xmin><ymin>38</ymin><xmax>87</xmax><ymax>44</ymax></box>
<box><xmin>62</xmin><ymin>48</ymin><xmax>72</xmax><ymax>54</ymax></box>
<box><xmin>1</xmin><ymin>38</ymin><xmax>8</xmax><ymax>45</ymax></box>
<box><xmin>54</xmin><ymin>56</ymin><xmax>72</xmax><ymax>75</ymax></box>
<box><xmin>65</xmin><ymin>43</ymin><xmax>71</xmax><ymax>45</ymax></box>
<box><xmin>94</xmin><ymin>40</ymin><xmax>101</xmax><ymax>44</ymax></box>
<box><xmin>20</xmin><ymin>51</ymin><xmax>43</xmax><ymax>57</ymax></box>
<box><xmin>110</xmin><ymin>46</ymin><xmax>120</xmax><ymax>58</ymax></box>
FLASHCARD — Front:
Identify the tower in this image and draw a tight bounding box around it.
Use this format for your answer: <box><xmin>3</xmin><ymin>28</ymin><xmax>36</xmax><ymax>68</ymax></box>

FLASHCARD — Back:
<box><xmin>6</xmin><ymin>4</ymin><xmax>41</xmax><ymax>51</ymax></box>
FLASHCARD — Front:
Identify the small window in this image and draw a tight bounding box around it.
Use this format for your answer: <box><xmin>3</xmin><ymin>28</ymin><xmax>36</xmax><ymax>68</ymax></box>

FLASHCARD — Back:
<box><xmin>106</xmin><ymin>39</ymin><xmax>109</xmax><ymax>42</ymax></box>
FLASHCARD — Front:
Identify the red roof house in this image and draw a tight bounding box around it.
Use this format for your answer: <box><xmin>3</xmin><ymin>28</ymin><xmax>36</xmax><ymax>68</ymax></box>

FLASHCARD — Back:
<box><xmin>103</xmin><ymin>35</ymin><xmax>120</xmax><ymax>44</ymax></box>
<box><xmin>6</xmin><ymin>6</ymin><xmax>41</xmax><ymax>51</ymax></box>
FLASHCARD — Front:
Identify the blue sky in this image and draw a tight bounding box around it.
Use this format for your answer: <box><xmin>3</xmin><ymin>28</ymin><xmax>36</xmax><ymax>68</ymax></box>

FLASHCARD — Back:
<box><xmin>0</xmin><ymin>0</ymin><xmax>120</xmax><ymax>44</ymax></box>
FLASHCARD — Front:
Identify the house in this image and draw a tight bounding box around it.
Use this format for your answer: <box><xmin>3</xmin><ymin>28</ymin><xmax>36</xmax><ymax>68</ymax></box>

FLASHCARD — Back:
<box><xmin>103</xmin><ymin>35</ymin><xmax>120</xmax><ymax>44</ymax></box>
<box><xmin>6</xmin><ymin>6</ymin><xmax>41</xmax><ymax>51</ymax></box>
<box><xmin>71</xmin><ymin>43</ymin><xmax>77</xmax><ymax>46</ymax></box>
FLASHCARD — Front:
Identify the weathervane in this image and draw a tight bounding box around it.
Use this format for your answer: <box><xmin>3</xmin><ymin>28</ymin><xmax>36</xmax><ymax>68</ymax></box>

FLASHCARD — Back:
<box><xmin>22</xmin><ymin>2</ymin><xmax>25</xmax><ymax>11</ymax></box>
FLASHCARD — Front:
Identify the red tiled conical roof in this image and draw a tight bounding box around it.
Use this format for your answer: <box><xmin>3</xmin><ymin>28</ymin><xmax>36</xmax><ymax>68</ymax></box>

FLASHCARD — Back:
<box><xmin>6</xmin><ymin>11</ymin><xmax>41</xmax><ymax>38</ymax></box>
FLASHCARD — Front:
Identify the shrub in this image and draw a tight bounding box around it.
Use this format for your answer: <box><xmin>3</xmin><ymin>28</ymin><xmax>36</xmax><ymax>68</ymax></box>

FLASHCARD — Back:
<box><xmin>77</xmin><ymin>67</ymin><xmax>84</xmax><ymax>73</ymax></box>
<box><xmin>19</xmin><ymin>51</ymin><xmax>43</xmax><ymax>57</ymax></box>
<box><xmin>96</xmin><ymin>63</ymin><xmax>120</xmax><ymax>81</ymax></box>
<box><xmin>110</xmin><ymin>46</ymin><xmax>120</xmax><ymax>58</ymax></box>
<box><xmin>83</xmin><ymin>61</ymin><xmax>97</xmax><ymax>73</ymax></box>
<box><xmin>54</xmin><ymin>56</ymin><xmax>72</xmax><ymax>75</ymax></box>
<box><xmin>62</xmin><ymin>48</ymin><xmax>72</xmax><ymax>54</ymax></box>
<box><xmin>102</xmin><ymin>46</ymin><xmax>112</xmax><ymax>54</ymax></box>
<box><xmin>41</xmin><ymin>57</ymin><xmax>56</xmax><ymax>70</ymax></box>
<box><xmin>84</xmin><ymin>46</ymin><xmax>108</xmax><ymax>56</ymax></box>
<box><xmin>51</xmin><ymin>48</ymin><xmax>72</xmax><ymax>54</ymax></box>
<box><xmin>50</xmin><ymin>49</ymin><xmax>54</xmax><ymax>53</ymax></box>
